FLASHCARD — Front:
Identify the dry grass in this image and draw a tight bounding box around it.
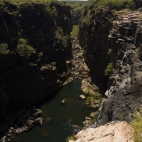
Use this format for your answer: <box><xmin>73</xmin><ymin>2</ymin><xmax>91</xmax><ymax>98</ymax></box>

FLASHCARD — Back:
<box><xmin>131</xmin><ymin>110</ymin><xmax>142</xmax><ymax>142</ymax></box>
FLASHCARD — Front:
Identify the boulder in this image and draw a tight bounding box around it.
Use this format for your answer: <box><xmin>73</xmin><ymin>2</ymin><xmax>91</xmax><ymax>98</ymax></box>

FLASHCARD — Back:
<box><xmin>90</xmin><ymin>112</ymin><xmax>98</xmax><ymax>118</ymax></box>
<box><xmin>79</xmin><ymin>95</ymin><xmax>85</xmax><ymax>99</ymax></box>
<box><xmin>70</xmin><ymin>121</ymin><xmax>134</xmax><ymax>142</ymax></box>
<box><xmin>61</xmin><ymin>98</ymin><xmax>67</xmax><ymax>104</ymax></box>
<box><xmin>34</xmin><ymin>117</ymin><xmax>42</xmax><ymax>125</ymax></box>
<box><xmin>26</xmin><ymin>120</ymin><xmax>34</xmax><ymax>127</ymax></box>
<box><xmin>33</xmin><ymin>109</ymin><xmax>42</xmax><ymax>117</ymax></box>
<box><xmin>15</xmin><ymin>128</ymin><xmax>23</xmax><ymax>135</ymax></box>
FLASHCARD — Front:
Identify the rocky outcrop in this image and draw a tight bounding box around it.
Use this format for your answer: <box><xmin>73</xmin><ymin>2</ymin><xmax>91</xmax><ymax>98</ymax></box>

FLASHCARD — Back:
<box><xmin>78</xmin><ymin>1</ymin><xmax>136</xmax><ymax>93</ymax></box>
<box><xmin>73</xmin><ymin>3</ymin><xmax>142</xmax><ymax>142</ymax></box>
<box><xmin>69</xmin><ymin>121</ymin><xmax>134</xmax><ymax>142</ymax></box>
<box><xmin>0</xmin><ymin>107</ymin><xmax>43</xmax><ymax>142</ymax></box>
<box><xmin>0</xmin><ymin>1</ymin><xmax>72</xmax><ymax>119</ymax></box>
<box><xmin>96</xmin><ymin>9</ymin><xmax>142</xmax><ymax>125</ymax></box>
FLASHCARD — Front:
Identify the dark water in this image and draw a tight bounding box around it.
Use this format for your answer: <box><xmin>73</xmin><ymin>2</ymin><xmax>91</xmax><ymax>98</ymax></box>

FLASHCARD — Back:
<box><xmin>12</xmin><ymin>80</ymin><xmax>93</xmax><ymax>142</ymax></box>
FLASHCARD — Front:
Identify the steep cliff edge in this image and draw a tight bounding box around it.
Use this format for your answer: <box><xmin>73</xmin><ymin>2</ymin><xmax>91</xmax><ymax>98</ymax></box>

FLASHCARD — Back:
<box><xmin>0</xmin><ymin>1</ymin><xmax>72</xmax><ymax>119</ymax></box>
<box><xmin>71</xmin><ymin>1</ymin><xmax>142</xmax><ymax>142</ymax></box>
<box><xmin>97</xmin><ymin>9</ymin><xmax>142</xmax><ymax>125</ymax></box>
<box><xmin>78</xmin><ymin>0</ymin><xmax>136</xmax><ymax>93</ymax></box>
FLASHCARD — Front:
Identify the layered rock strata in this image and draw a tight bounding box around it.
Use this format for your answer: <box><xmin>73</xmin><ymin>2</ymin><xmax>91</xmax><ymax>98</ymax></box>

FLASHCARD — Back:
<box><xmin>97</xmin><ymin>9</ymin><xmax>142</xmax><ymax>125</ymax></box>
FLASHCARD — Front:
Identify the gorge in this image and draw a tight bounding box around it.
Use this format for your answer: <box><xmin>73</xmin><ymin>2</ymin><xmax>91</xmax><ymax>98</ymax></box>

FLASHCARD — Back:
<box><xmin>1</xmin><ymin>0</ymin><xmax>142</xmax><ymax>142</ymax></box>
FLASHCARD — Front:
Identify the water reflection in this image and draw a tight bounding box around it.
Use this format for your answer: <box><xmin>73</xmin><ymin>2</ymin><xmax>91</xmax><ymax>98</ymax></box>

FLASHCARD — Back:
<box><xmin>12</xmin><ymin>80</ymin><xmax>92</xmax><ymax>142</ymax></box>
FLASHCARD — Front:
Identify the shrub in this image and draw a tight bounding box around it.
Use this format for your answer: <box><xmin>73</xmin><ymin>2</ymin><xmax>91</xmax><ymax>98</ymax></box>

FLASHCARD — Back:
<box><xmin>29</xmin><ymin>62</ymin><xmax>37</xmax><ymax>67</ymax></box>
<box><xmin>95</xmin><ymin>92</ymin><xmax>102</xmax><ymax>100</ymax></box>
<box><xmin>16</xmin><ymin>38</ymin><xmax>35</xmax><ymax>56</ymax></box>
<box><xmin>51</xmin><ymin>62</ymin><xmax>56</xmax><ymax>66</ymax></box>
<box><xmin>105</xmin><ymin>63</ymin><xmax>114</xmax><ymax>76</ymax></box>
<box><xmin>66</xmin><ymin>135</ymin><xmax>77</xmax><ymax>142</ymax></box>
<box><xmin>0</xmin><ymin>43</ymin><xmax>9</xmax><ymax>55</ymax></box>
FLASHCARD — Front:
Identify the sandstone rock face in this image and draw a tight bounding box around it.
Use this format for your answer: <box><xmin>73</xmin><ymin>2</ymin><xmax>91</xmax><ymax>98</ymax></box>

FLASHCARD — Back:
<box><xmin>69</xmin><ymin>121</ymin><xmax>134</xmax><ymax>142</ymax></box>
<box><xmin>96</xmin><ymin>9</ymin><xmax>142</xmax><ymax>125</ymax></box>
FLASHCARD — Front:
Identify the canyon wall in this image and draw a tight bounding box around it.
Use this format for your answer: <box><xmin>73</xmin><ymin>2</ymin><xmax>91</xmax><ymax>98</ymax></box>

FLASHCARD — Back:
<box><xmin>78</xmin><ymin>1</ymin><xmax>136</xmax><ymax>93</ymax></box>
<box><xmin>78</xmin><ymin>0</ymin><xmax>142</xmax><ymax>127</ymax></box>
<box><xmin>71</xmin><ymin>2</ymin><xmax>142</xmax><ymax>142</ymax></box>
<box><xmin>97</xmin><ymin>9</ymin><xmax>142</xmax><ymax>125</ymax></box>
<box><xmin>0</xmin><ymin>1</ymin><xmax>72</xmax><ymax>119</ymax></box>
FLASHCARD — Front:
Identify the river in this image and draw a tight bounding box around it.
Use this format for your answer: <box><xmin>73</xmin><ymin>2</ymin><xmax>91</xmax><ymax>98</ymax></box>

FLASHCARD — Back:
<box><xmin>11</xmin><ymin>79</ymin><xmax>93</xmax><ymax>142</ymax></box>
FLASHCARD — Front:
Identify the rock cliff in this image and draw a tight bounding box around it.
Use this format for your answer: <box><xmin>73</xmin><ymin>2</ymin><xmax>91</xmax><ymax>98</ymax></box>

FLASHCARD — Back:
<box><xmin>0</xmin><ymin>1</ymin><xmax>72</xmax><ymax>119</ymax></box>
<box><xmin>97</xmin><ymin>8</ymin><xmax>142</xmax><ymax>125</ymax></box>
<box><xmin>74</xmin><ymin>1</ymin><xmax>142</xmax><ymax>142</ymax></box>
<box><xmin>78</xmin><ymin>1</ymin><xmax>135</xmax><ymax>93</ymax></box>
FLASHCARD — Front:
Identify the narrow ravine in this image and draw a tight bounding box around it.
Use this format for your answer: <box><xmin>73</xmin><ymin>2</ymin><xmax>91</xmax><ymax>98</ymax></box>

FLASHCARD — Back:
<box><xmin>2</xmin><ymin>1</ymin><xmax>141</xmax><ymax>142</ymax></box>
<box><xmin>11</xmin><ymin>80</ymin><xmax>93</xmax><ymax>142</ymax></box>
<box><xmin>7</xmin><ymin>36</ymin><xmax>99</xmax><ymax>142</ymax></box>
<box><xmin>1</xmin><ymin>37</ymin><xmax>93</xmax><ymax>142</ymax></box>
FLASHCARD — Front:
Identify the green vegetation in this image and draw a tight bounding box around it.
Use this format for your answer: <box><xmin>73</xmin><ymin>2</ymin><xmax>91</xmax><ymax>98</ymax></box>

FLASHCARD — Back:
<box><xmin>0</xmin><ymin>43</ymin><xmax>9</xmax><ymax>55</ymax></box>
<box><xmin>0</xmin><ymin>0</ymin><xmax>72</xmax><ymax>66</ymax></box>
<box><xmin>66</xmin><ymin>135</ymin><xmax>76</xmax><ymax>142</ymax></box>
<box><xmin>29</xmin><ymin>62</ymin><xmax>37</xmax><ymax>67</ymax></box>
<box><xmin>3</xmin><ymin>0</ymin><xmax>58</xmax><ymax>3</ymax></box>
<box><xmin>86</xmin><ymin>92</ymin><xmax>101</xmax><ymax>102</ymax></box>
<box><xmin>94</xmin><ymin>0</ymin><xmax>135</xmax><ymax>9</ymax></box>
<box><xmin>67</xmin><ymin>2</ymin><xmax>87</xmax><ymax>25</ymax></box>
<box><xmin>16</xmin><ymin>38</ymin><xmax>36</xmax><ymax>56</ymax></box>
<box><xmin>131</xmin><ymin>110</ymin><xmax>142</xmax><ymax>142</ymax></box>
<box><xmin>51</xmin><ymin>62</ymin><xmax>56</xmax><ymax>66</ymax></box>
<box><xmin>85</xmin><ymin>89</ymin><xmax>102</xmax><ymax>108</ymax></box>
<box><xmin>71</xmin><ymin>25</ymin><xmax>79</xmax><ymax>36</ymax></box>
<box><xmin>105</xmin><ymin>63</ymin><xmax>114</xmax><ymax>76</ymax></box>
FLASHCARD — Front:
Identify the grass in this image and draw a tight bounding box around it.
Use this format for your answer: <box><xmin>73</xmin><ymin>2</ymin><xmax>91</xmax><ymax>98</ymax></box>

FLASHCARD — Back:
<box><xmin>131</xmin><ymin>110</ymin><xmax>142</xmax><ymax>142</ymax></box>
<box><xmin>86</xmin><ymin>92</ymin><xmax>102</xmax><ymax>107</ymax></box>
<box><xmin>66</xmin><ymin>135</ymin><xmax>77</xmax><ymax>142</ymax></box>
<box><xmin>71</xmin><ymin>25</ymin><xmax>79</xmax><ymax>36</ymax></box>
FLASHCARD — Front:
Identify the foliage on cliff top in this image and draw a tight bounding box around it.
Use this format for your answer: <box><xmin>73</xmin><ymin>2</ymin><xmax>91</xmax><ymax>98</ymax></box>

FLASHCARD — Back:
<box><xmin>94</xmin><ymin>0</ymin><xmax>135</xmax><ymax>10</ymax></box>
<box><xmin>2</xmin><ymin>0</ymin><xmax>58</xmax><ymax>3</ymax></box>
<box><xmin>0</xmin><ymin>0</ymin><xmax>72</xmax><ymax>67</ymax></box>
<box><xmin>67</xmin><ymin>2</ymin><xmax>88</xmax><ymax>25</ymax></box>
<box><xmin>131</xmin><ymin>110</ymin><xmax>142</xmax><ymax>142</ymax></box>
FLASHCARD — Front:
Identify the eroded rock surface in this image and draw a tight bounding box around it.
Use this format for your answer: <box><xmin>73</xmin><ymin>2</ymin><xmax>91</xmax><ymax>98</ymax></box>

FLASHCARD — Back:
<box><xmin>69</xmin><ymin>121</ymin><xmax>134</xmax><ymax>142</ymax></box>
<box><xmin>97</xmin><ymin>9</ymin><xmax>142</xmax><ymax>125</ymax></box>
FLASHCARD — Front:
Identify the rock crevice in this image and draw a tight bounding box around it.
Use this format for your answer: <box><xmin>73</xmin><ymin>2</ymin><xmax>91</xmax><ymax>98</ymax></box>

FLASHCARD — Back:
<box><xmin>97</xmin><ymin>9</ymin><xmax>142</xmax><ymax>125</ymax></box>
